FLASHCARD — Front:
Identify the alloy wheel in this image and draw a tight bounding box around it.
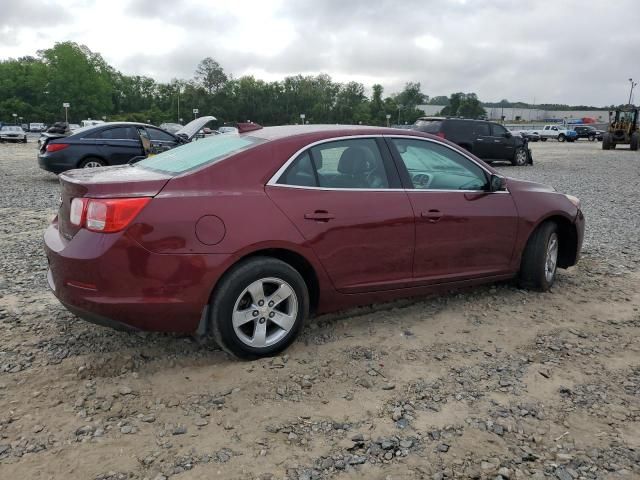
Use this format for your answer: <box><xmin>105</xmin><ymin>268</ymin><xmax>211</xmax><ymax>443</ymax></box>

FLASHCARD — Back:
<box><xmin>544</xmin><ymin>233</ymin><xmax>559</xmax><ymax>283</ymax></box>
<box><xmin>232</xmin><ymin>277</ymin><xmax>298</xmax><ymax>348</ymax></box>
<box><xmin>515</xmin><ymin>149</ymin><xmax>528</xmax><ymax>165</ymax></box>
<box><xmin>83</xmin><ymin>161</ymin><xmax>103</xmax><ymax>168</ymax></box>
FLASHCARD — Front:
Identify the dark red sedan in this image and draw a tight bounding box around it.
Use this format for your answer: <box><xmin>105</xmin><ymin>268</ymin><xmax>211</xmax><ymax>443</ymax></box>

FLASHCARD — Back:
<box><xmin>44</xmin><ymin>125</ymin><xmax>584</xmax><ymax>359</ymax></box>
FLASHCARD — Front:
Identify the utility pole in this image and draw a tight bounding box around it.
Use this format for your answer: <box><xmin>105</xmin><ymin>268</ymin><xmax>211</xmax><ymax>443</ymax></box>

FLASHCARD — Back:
<box><xmin>628</xmin><ymin>78</ymin><xmax>637</xmax><ymax>105</ymax></box>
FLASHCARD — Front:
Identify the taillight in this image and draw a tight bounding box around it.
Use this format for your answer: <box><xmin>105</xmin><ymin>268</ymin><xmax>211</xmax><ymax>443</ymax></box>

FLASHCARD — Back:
<box><xmin>46</xmin><ymin>143</ymin><xmax>69</xmax><ymax>153</ymax></box>
<box><xmin>69</xmin><ymin>198</ymin><xmax>87</xmax><ymax>226</ymax></box>
<box><xmin>85</xmin><ymin>198</ymin><xmax>151</xmax><ymax>233</ymax></box>
<box><xmin>436</xmin><ymin>132</ymin><xmax>446</xmax><ymax>139</ymax></box>
<box><xmin>68</xmin><ymin>197</ymin><xmax>150</xmax><ymax>232</ymax></box>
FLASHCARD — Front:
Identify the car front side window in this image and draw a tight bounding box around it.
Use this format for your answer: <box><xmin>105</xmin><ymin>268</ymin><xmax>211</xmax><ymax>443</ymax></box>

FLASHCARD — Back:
<box><xmin>391</xmin><ymin>138</ymin><xmax>487</xmax><ymax>191</ymax></box>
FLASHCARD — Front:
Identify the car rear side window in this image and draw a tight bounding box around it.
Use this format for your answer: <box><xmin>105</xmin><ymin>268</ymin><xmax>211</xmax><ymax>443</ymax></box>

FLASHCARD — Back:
<box><xmin>278</xmin><ymin>138</ymin><xmax>390</xmax><ymax>189</ymax></box>
<box><xmin>391</xmin><ymin>138</ymin><xmax>487</xmax><ymax>191</ymax></box>
<box><xmin>137</xmin><ymin>134</ymin><xmax>263</xmax><ymax>174</ymax></box>
<box><xmin>87</xmin><ymin>127</ymin><xmax>139</xmax><ymax>140</ymax></box>
<box><xmin>475</xmin><ymin>123</ymin><xmax>490</xmax><ymax>136</ymax></box>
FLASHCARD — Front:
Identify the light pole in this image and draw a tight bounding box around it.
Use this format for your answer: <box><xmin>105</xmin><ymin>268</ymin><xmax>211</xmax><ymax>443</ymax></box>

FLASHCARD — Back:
<box><xmin>193</xmin><ymin>108</ymin><xmax>199</xmax><ymax>120</ymax></box>
<box><xmin>19</xmin><ymin>116</ymin><xmax>23</xmax><ymax>126</ymax></box>
<box><xmin>300</xmin><ymin>113</ymin><xmax>305</xmax><ymax>125</ymax></box>
<box><xmin>62</xmin><ymin>102</ymin><xmax>70</xmax><ymax>124</ymax></box>
<box><xmin>397</xmin><ymin>104</ymin><xmax>403</xmax><ymax>125</ymax></box>
<box><xmin>385</xmin><ymin>114</ymin><xmax>391</xmax><ymax>127</ymax></box>
<box><xmin>628</xmin><ymin>78</ymin><xmax>637</xmax><ymax>105</ymax></box>
<box><xmin>12</xmin><ymin>113</ymin><xmax>17</xmax><ymax>124</ymax></box>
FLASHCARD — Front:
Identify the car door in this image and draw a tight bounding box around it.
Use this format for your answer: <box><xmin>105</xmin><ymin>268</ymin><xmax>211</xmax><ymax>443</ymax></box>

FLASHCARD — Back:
<box><xmin>94</xmin><ymin>126</ymin><xmax>144</xmax><ymax>164</ymax></box>
<box><xmin>386</xmin><ymin>136</ymin><xmax>518</xmax><ymax>283</ymax></box>
<box><xmin>145</xmin><ymin>127</ymin><xmax>179</xmax><ymax>154</ymax></box>
<box><xmin>487</xmin><ymin>123</ymin><xmax>514</xmax><ymax>160</ymax></box>
<box><xmin>472</xmin><ymin>122</ymin><xmax>492</xmax><ymax>158</ymax></box>
<box><xmin>266</xmin><ymin>137</ymin><xmax>415</xmax><ymax>293</ymax></box>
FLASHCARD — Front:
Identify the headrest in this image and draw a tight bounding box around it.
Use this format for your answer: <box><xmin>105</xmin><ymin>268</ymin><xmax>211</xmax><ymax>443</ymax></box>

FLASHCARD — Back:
<box><xmin>337</xmin><ymin>146</ymin><xmax>372</xmax><ymax>175</ymax></box>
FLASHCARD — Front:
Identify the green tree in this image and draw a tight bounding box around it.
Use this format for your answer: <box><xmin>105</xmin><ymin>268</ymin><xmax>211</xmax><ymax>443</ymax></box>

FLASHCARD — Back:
<box><xmin>194</xmin><ymin>57</ymin><xmax>228</xmax><ymax>94</ymax></box>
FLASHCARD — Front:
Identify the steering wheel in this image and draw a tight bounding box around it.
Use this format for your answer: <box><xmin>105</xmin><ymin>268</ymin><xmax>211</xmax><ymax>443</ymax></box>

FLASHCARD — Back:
<box><xmin>412</xmin><ymin>173</ymin><xmax>431</xmax><ymax>189</ymax></box>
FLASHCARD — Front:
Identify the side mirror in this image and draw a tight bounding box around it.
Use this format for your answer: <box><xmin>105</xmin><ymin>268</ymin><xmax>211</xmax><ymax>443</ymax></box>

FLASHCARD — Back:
<box><xmin>504</xmin><ymin>131</ymin><xmax>512</xmax><ymax>138</ymax></box>
<box><xmin>489</xmin><ymin>174</ymin><xmax>506</xmax><ymax>192</ymax></box>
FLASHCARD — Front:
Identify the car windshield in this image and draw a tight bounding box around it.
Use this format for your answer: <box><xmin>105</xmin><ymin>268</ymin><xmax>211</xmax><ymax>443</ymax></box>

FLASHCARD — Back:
<box><xmin>137</xmin><ymin>134</ymin><xmax>264</xmax><ymax>174</ymax></box>
<box><xmin>2</xmin><ymin>126</ymin><xmax>20</xmax><ymax>131</ymax></box>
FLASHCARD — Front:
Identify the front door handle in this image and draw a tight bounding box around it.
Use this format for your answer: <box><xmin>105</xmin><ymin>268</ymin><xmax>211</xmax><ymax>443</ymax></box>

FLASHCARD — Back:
<box><xmin>421</xmin><ymin>209</ymin><xmax>443</xmax><ymax>223</ymax></box>
<box><xmin>304</xmin><ymin>210</ymin><xmax>335</xmax><ymax>222</ymax></box>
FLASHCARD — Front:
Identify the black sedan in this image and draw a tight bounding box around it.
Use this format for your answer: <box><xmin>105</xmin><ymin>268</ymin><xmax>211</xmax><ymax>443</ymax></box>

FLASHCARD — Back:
<box><xmin>37</xmin><ymin>117</ymin><xmax>215</xmax><ymax>174</ymax></box>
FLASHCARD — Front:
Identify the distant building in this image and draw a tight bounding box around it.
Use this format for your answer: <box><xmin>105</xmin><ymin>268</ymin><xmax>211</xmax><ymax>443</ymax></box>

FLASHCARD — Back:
<box><xmin>417</xmin><ymin>105</ymin><xmax>610</xmax><ymax>123</ymax></box>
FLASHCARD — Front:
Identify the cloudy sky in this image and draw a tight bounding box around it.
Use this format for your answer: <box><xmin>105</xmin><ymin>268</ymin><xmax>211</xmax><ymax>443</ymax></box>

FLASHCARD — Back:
<box><xmin>2</xmin><ymin>0</ymin><xmax>639</xmax><ymax>106</ymax></box>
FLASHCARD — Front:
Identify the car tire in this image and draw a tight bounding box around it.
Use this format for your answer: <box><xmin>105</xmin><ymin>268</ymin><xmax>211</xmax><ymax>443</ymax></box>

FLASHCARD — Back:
<box><xmin>630</xmin><ymin>132</ymin><xmax>639</xmax><ymax>151</ymax></box>
<box><xmin>512</xmin><ymin>147</ymin><xmax>528</xmax><ymax>166</ymax></box>
<box><xmin>210</xmin><ymin>256</ymin><xmax>309</xmax><ymax>360</ymax></box>
<box><xmin>602</xmin><ymin>133</ymin><xmax>611</xmax><ymax>150</ymax></box>
<box><xmin>541</xmin><ymin>137</ymin><xmax>547</xmax><ymax>142</ymax></box>
<box><xmin>519</xmin><ymin>221</ymin><xmax>559</xmax><ymax>292</ymax></box>
<box><xmin>79</xmin><ymin>157</ymin><xmax>106</xmax><ymax>168</ymax></box>
<box><xmin>588</xmin><ymin>135</ymin><xmax>596</xmax><ymax>141</ymax></box>
<box><xmin>557</xmin><ymin>134</ymin><xmax>565</xmax><ymax>142</ymax></box>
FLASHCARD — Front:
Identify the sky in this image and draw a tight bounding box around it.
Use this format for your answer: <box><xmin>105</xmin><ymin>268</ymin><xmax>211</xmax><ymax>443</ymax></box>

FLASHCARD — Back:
<box><xmin>1</xmin><ymin>0</ymin><xmax>639</xmax><ymax>106</ymax></box>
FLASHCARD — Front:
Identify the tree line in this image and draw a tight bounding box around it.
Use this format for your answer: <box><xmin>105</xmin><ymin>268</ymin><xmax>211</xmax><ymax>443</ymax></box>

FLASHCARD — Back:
<box><xmin>0</xmin><ymin>42</ymin><xmax>444</xmax><ymax>127</ymax></box>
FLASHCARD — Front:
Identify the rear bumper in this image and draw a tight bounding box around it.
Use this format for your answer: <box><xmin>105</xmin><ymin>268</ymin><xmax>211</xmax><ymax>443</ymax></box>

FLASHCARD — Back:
<box><xmin>44</xmin><ymin>222</ymin><xmax>230</xmax><ymax>333</ymax></box>
<box><xmin>38</xmin><ymin>152</ymin><xmax>72</xmax><ymax>174</ymax></box>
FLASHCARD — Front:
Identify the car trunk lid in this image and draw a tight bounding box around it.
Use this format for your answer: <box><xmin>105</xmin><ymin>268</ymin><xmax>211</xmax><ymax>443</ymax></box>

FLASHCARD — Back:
<box><xmin>57</xmin><ymin>165</ymin><xmax>172</xmax><ymax>240</ymax></box>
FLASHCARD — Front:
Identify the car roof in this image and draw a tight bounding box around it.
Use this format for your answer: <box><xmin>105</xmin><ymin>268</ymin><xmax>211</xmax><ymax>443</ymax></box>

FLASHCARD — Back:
<box><xmin>245</xmin><ymin>124</ymin><xmax>419</xmax><ymax>142</ymax></box>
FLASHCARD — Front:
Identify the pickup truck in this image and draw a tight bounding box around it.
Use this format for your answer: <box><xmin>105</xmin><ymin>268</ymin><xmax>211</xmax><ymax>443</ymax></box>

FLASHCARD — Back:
<box><xmin>531</xmin><ymin>125</ymin><xmax>578</xmax><ymax>142</ymax></box>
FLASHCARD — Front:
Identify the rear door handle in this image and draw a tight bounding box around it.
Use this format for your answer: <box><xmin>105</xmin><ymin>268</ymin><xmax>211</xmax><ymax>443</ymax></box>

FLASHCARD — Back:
<box><xmin>421</xmin><ymin>209</ymin><xmax>443</xmax><ymax>223</ymax></box>
<box><xmin>304</xmin><ymin>211</ymin><xmax>335</xmax><ymax>222</ymax></box>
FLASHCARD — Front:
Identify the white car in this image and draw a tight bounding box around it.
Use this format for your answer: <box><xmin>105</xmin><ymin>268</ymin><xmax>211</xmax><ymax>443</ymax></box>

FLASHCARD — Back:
<box><xmin>0</xmin><ymin>125</ymin><xmax>27</xmax><ymax>143</ymax></box>
<box><xmin>217</xmin><ymin>126</ymin><xmax>239</xmax><ymax>134</ymax></box>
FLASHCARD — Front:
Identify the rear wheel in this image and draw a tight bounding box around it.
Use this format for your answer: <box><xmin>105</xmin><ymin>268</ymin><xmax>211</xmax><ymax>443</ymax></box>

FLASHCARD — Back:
<box><xmin>602</xmin><ymin>133</ymin><xmax>611</xmax><ymax>150</ymax></box>
<box><xmin>557</xmin><ymin>134</ymin><xmax>566</xmax><ymax>142</ymax></box>
<box><xmin>512</xmin><ymin>147</ymin><xmax>528</xmax><ymax>166</ymax></box>
<box><xmin>210</xmin><ymin>257</ymin><xmax>309</xmax><ymax>359</ymax></box>
<box><xmin>588</xmin><ymin>135</ymin><xmax>596</xmax><ymax>141</ymax></box>
<box><xmin>519</xmin><ymin>222</ymin><xmax>559</xmax><ymax>291</ymax></box>
<box><xmin>630</xmin><ymin>132</ymin><xmax>639</xmax><ymax>151</ymax></box>
<box><xmin>541</xmin><ymin>137</ymin><xmax>547</xmax><ymax>142</ymax></box>
<box><xmin>79</xmin><ymin>157</ymin><xmax>106</xmax><ymax>168</ymax></box>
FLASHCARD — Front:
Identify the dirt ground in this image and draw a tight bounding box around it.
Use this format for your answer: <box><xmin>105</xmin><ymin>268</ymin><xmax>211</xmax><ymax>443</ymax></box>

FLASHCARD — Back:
<box><xmin>0</xmin><ymin>140</ymin><xmax>639</xmax><ymax>480</ymax></box>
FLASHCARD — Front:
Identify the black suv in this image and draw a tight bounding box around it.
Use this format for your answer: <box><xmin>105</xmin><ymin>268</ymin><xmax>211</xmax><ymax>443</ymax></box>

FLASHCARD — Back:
<box><xmin>412</xmin><ymin>117</ymin><xmax>532</xmax><ymax>166</ymax></box>
<box><xmin>573</xmin><ymin>125</ymin><xmax>602</xmax><ymax>141</ymax></box>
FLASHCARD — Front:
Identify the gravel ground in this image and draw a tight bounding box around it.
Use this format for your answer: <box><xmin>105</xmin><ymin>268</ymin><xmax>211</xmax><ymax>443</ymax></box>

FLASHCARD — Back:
<box><xmin>0</xmin><ymin>140</ymin><xmax>639</xmax><ymax>480</ymax></box>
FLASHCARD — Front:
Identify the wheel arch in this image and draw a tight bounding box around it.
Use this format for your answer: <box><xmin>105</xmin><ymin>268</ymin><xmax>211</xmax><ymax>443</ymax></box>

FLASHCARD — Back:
<box><xmin>525</xmin><ymin>214</ymin><xmax>579</xmax><ymax>269</ymax></box>
<box><xmin>197</xmin><ymin>246</ymin><xmax>322</xmax><ymax>337</ymax></box>
<box><xmin>76</xmin><ymin>154</ymin><xmax>109</xmax><ymax>168</ymax></box>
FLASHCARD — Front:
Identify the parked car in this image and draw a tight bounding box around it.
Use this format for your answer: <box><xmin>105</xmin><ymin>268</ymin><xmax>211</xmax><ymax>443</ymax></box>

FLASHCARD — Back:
<box><xmin>412</xmin><ymin>117</ymin><xmax>532</xmax><ymax>165</ymax></box>
<box><xmin>69</xmin><ymin>124</ymin><xmax>81</xmax><ymax>132</ymax></box>
<box><xmin>0</xmin><ymin>125</ymin><xmax>27</xmax><ymax>143</ymax></box>
<box><xmin>513</xmin><ymin>130</ymin><xmax>540</xmax><ymax>142</ymax></box>
<box><xmin>81</xmin><ymin>120</ymin><xmax>105</xmax><ymax>128</ymax></box>
<box><xmin>44</xmin><ymin>124</ymin><xmax>584</xmax><ymax>359</ymax></box>
<box><xmin>29</xmin><ymin>122</ymin><xmax>46</xmax><ymax>132</ymax></box>
<box><xmin>21</xmin><ymin>123</ymin><xmax>29</xmax><ymax>131</ymax></box>
<box><xmin>531</xmin><ymin>125</ymin><xmax>578</xmax><ymax>142</ymax></box>
<box><xmin>573</xmin><ymin>125</ymin><xmax>603</xmax><ymax>141</ymax></box>
<box><xmin>37</xmin><ymin>117</ymin><xmax>215</xmax><ymax>174</ymax></box>
<box><xmin>217</xmin><ymin>126</ymin><xmax>239</xmax><ymax>134</ymax></box>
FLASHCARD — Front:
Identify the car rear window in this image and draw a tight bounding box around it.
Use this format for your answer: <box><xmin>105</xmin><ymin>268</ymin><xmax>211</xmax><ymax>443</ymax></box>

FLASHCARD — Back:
<box><xmin>136</xmin><ymin>135</ymin><xmax>264</xmax><ymax>174</ymax></box>
<box><xmin>413</xmin><ymin>119</ymin><xmax>442</xmax><ymax>133</ymax></box>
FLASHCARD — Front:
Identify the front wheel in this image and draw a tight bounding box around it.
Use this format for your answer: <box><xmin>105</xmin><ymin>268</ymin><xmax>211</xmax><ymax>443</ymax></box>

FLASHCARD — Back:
<box><xmin>630</xmin><ymin>132</ymin><xmax>639</xmax><ymax>151</ymax></box>
<box><xmin>588</xmin><ymin>135</ymin><xmax>596</xmax><ymax>141</ymax></box>
<box><xmin>602</xmin><ymin>133</ymin><xmax>611</xmax><ymax>150</ymax></box>
<box><xmin>519</xmin><ymin>222</ymin><xmax>559</xmax><ymax>291</ymax></box>
<box><xmin>557</xmin><ymin>134</ymin><xmax>566</xmax><ymax>142</ymax></box>
<box><xmin>540</xmin><ymin>137</ymin><xmax>547</xmax><ymax>142</ymax></box>
<box><xmin>512</xmin><ymin>147</ymin><xmax>528</xmax><ymax>166</ymax></box>
<box><xmin>210</xmin><ymin>257</ymin><xmax>309</xmax><ymax>359</ymax></box>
